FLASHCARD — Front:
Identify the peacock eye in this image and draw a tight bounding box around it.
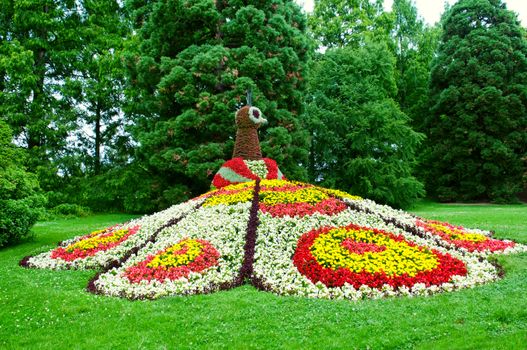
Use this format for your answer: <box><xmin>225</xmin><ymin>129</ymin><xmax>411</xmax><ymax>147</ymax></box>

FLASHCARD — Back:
<box><xmin>248</xmin><ymin>106</ymin><xmax>267</xmax><ymax>125</ymax></box>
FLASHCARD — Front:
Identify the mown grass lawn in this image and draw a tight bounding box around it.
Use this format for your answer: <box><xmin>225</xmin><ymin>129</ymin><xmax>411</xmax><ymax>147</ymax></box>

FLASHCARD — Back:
<box><xmin>1</xmin><ymin>205</ymin><xmax>526</xmax><ymax>350</ymax></box>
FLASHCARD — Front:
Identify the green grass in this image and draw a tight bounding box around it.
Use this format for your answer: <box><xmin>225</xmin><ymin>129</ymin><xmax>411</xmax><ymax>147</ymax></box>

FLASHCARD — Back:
<box><xmin>1</xmin><ymin>206</ymin><xmax>526</xmax><ymax>350</ymax></box>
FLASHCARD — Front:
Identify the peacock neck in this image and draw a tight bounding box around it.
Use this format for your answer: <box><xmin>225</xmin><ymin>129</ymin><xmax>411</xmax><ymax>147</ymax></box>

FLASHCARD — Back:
<box><xmin>232</xmin><ymin>127</ymin><xmax>262</xmax><ymax>160</ymax></box>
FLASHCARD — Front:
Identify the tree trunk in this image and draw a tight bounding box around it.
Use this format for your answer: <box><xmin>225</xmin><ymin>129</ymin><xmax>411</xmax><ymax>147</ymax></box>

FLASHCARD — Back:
<box><xmin>94</xmin><ymin>100</ymin><xmax>102</xmax><ymax>175</ymax></box>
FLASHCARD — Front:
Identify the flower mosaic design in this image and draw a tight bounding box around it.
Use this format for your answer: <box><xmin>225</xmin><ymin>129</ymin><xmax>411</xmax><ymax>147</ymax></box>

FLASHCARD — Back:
<box><xmin>20</xmin><ymin>178</ymin><xmax>526</xmax><ymax>300</ymax></box>
<box><xmin>17</xmin><ymin>105</ymin><xmax>526</xmax><ymax>300</ymax></box>
<box><xmin>212</xmin><ymin>158</ymin><xmax>284</xmax><ymax>189</ymax></box>
<box><xmin>124</xmin><ymin>238</ymin><xmax>220</xmax><ymax>283</ymax></box>
<box><xmin>293</xmin><ymin>225</ymin><xmax>467</xmax><ymax>289</ymax></box>
<box><xmin>51</xmin><ymin>226</ymin><xmax>140</xmax><ymax>261</ymax></box>
<box><xmin>259</xmin><ymin>180</ymin><xmax>348</xmax><ymax>217</ymax></box>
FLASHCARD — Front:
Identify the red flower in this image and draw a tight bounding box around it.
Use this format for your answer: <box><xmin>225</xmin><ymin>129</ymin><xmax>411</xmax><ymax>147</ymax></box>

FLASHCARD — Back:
<box><xmin>417</xmin><ymin>219</ymin><xmax>515</xmax><ymax>253</ymax></box>
<box><xmin>259</xmin><ymin>198</ymin><xmax>347</xmax><ymax>217</ymax></box>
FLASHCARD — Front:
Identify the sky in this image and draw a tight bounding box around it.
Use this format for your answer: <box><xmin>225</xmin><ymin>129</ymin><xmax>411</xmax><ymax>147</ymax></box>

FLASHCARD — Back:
<box><xmin>295</xmin><ymin>0</ymin><xmax>527</xmax><ymax>26</ymax></box>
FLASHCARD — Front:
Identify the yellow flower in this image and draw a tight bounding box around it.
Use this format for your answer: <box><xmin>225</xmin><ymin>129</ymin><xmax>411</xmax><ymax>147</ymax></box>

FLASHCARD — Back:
<box><xmin>147</xmin><ymin>239</ymin><xmax>204</xmax><ymax>268</ymax></box>
<box><xmin>428</xmin><ymin>223</ymin><xmax>487</xmax><ymax>243</ymax></box>
<box><xmin>66</xmin><ymin>228</ymin><xmax>129</xmax><ymax>252</ymax></box>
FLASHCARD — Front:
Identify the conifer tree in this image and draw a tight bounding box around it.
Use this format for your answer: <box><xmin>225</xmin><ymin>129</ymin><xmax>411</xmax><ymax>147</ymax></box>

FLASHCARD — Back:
<box><xmin>65</xmin><ymin>0</ymin><xmax>130</xmax><ymax>176</ymax></box>
<box><xmin>124</xmin><ymin>0</ymin><xmax>311</xmax><ymax>211</ymax></box>
<box><xmin>424</xmin><ymin>0</ymin><xmax>527</xmax><ymax>202</ymax></box>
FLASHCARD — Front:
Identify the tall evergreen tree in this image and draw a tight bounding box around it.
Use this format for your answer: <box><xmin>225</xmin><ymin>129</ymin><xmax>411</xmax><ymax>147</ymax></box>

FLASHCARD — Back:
<box><xmin>123</xmin><ymin>0</ymin><xmax>311</xmax><ymax>211</ymax></box>
<box><xmin>424</xmin><ymin>0</ymin><xmax>527</xmax><ymax>202</ymax></box>
<box><xmin>305</xmin><ymin>43</ymin><xmax>425</xmax><ymax>208</ymax></box>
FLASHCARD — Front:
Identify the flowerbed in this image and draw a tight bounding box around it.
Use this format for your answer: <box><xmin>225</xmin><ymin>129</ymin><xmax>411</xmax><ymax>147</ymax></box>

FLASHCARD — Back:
<box><xmin>22</xmin><ymin>198</ymin><xmax>203</xmax><ymax>270</ymax></box>
<box><xmin>259</xmin><ymin>180</ymin><xmax>348</xmax><ymax>217</ymax></box>
<box><xmin>92</xmin><ymin>200</ymin><xmax>253</xmax><ymax>299</ymax></box>
<box><xmin>21</xmin><ymin>176</ymin><xmax>526</xmax><ymax>300</ymax></box>
<box><xmin>124</xmin><ymin>238</ymin><xmax>220</xmax><ymax>283</ymax></box>
<box><xmin>293</xmin><ymin>224</ymin><xmax>467</xmax><ymax>289</ymax></box>
<box><xmin>50</xmin><ymin>226</ymin><xmax>141</xmax><ymax>261</ymax></box>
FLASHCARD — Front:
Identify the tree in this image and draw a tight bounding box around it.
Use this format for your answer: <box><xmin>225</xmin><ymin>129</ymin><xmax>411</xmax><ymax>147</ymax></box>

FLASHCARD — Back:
<box><xmin>0</xmin><ymin>120</ymin><xmax>45</xmax><ymax>247</ymax></box>
<box><xmin>64</xmin><ymin>0</ymin><xmax>131</xmax><ymax>176</ymax></box>
<box><xmin>390</xmin><ymin>0</ymin><xmax>440</xmax><ymax>126</ymax></box>
<box><xmin>305</xmin><ymin>42</ymin><xmax>425</xmax><ymax>208</ymax></box>
<box><xmin>123</xmin><ymin>0</ymin><xmax>311</xmax><ymax>212</ymax></box>
<box><xmin>309</xmin><ymin>0</ymin><xmax>393</xmax><ymax>48</ymax></box>
<box><xmin>424</xmin><ymin>0</ymin><xmax>527</xmax><ymax>202</ymax></box>
<box><xmin>0</xmin><ymin>0</ymin><xmax>81</xmax><ymax>172</ymax></box>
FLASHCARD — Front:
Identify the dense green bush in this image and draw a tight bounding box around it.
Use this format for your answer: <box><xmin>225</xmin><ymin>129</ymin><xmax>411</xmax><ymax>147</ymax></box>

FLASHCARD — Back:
<box><xmin>51</xmin><ymin>204</ymin><xmax>91</xmax><ymax>217</ymax></box>
<box><xmin>0</xmin><ymin>121</ymin><xmax>45</xmax><ymax>247</ymax></box>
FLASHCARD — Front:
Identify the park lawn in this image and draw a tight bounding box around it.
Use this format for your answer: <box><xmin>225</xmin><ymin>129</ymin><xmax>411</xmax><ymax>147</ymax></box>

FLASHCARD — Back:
<box><xmin>0</xmin><ymin>205</ymin><xmax>526</xmax><ymax>350</ymax></box>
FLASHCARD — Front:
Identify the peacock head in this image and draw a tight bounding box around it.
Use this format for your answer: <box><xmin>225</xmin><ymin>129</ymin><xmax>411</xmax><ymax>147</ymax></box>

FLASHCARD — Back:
<box><xmin>235</xmin><ymin>105</ymin><xmax>267</xmax><ymax>129</ymax></box>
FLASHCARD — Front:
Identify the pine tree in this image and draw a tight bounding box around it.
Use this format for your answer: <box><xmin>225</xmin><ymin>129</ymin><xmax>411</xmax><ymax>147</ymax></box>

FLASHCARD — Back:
<box><xmin>425</xmin><ymin>0</ymin><xmax>527</xmax><ymax>202</ymax></box>
<box><xmin>305</xmin><ymin>43</ymin><xmax>425</xmax><ymax>208</ymax></box>
<box><xmin>123</xmin><ymin>0</ymin><xmax>311</xmax><ymax>211</ymax></box>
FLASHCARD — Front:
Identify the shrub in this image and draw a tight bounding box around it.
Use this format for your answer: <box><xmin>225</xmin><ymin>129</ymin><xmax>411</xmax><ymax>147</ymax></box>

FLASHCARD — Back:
<box><xmin>51</xmin><ymin>203</ymin><xmax>91</xmax><ymax>217</ymax></box>
<box><xmin>0</xmin><ymin>121</ymin><xmax>45</xmax><ymax>248</ymax></box>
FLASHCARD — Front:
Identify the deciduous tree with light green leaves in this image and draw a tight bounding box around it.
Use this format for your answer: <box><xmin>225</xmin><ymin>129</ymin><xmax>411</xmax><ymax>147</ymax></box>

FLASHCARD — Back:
<box><xmin>123</xmin><ymin>0</ymin><xmax>311</xmax><ymax>212</ymax></box>
<box><xmin>309</xmin><ymin>0</ymin><xmax>392</xmax><ymax>48</ymax></box>
<box><xmin>391</xmin><ymin>0</ymin><xmax>441</xmax><ymax>127</ymax></box>
<box><xmin>305</xmin><ymin>43</ymin><xmax>425</xmax><ymax>208</ymax></box>
<box><xmin>424</xmin><ymin>0</ymin><xmax>527</xmax><ymax>202</ymax></box>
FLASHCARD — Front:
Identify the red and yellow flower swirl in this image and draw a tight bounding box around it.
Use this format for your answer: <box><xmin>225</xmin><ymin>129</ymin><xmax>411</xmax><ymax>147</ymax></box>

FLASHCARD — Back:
<box><xmin>124</xmin><ymin>238</ymin><xmax>220</xmax><ymax>283</ymax></box>
<box><xmin>51</xmin><ymin>226</ymin><xmax>140</xmax><ymax>261</ymax></box>
<box><xmin>417</xmin><ymin>219</ymin><xmax>516</xmax><ymax>253</ymax></box>
<box><xmin>293</xmin><ymin>224</ymin><xmax>467</xmax><ymax>289</ymax></box>
<box><xmin>259</xmin><ymin>180</ymin><xmax>348</xmax><ymax>217</ymax></box>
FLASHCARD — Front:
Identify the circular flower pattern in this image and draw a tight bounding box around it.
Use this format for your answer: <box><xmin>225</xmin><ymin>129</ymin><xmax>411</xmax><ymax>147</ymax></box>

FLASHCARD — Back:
<box><xmin>124</xmin><ymin>238</ymin><xmax>220</xmax><ymax>283</ymax></box>
<box><xmin>293</xmin><ymin>224</ymin><xmax>468</xmax><ymax>289</ymax></box>
<box><xmin>51</xmin><ymin>226</ymin><xmax>140</xmax><ymax>261</ymax></box>
<box><xmin>417</xmin><ymin>219</ymin><xmax>516</xmax><ymax>253</ymax></box>
<box><xmin>259</xmin><ymin>180</ymin><xmax>348</xmax><ymax>217</ymax></box>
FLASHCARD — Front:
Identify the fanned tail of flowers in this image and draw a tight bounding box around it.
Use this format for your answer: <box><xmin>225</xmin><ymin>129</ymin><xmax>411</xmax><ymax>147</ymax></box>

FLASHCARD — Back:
<box><xmin>20</xmin><ymin>197</ymin><xmax>205</xmax><ymax>270</ymax></box>
<box><xmin>19</xmin><ymin>173</ymin><xmax>526</xmax><ymax>300</ymax></box>
<box><xmin>90</xmin><ymin>182</ymin><xmax>257</xmax><ymax>299</ymax></box>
